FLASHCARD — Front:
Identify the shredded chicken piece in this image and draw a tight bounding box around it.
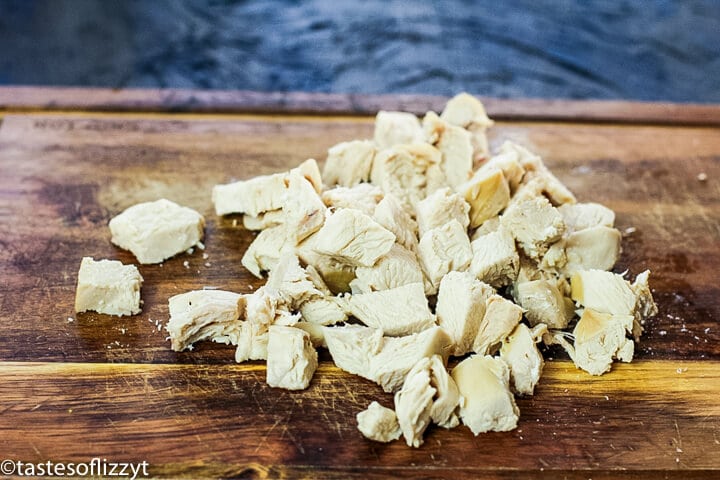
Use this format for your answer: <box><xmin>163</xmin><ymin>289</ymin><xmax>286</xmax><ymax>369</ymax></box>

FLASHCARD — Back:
<box><xmin>417</xmin><ymin>219</ymin><xmax>472</xmax><ymax>293</ymax></box>
<box><xmin>357</xmin><ymin>401</ymin><xmax>402</xmax><ymax>443</ymax></box>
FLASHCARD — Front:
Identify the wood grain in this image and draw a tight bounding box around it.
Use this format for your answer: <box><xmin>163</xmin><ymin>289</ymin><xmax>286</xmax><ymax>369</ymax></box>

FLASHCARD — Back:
<box><xmin>1</xmin><ymin>96</ymin><xmax>719</xmax><ymax>478</ymax></box>
<box><xmin>0</xmin><ymin>360</ymin><xmax>718</xmax><ymax>479</ymax></box>
<box><xmin>2</xmin><ymin>86</ymin><xmax>720</xmax><ymax>125</ymax></box>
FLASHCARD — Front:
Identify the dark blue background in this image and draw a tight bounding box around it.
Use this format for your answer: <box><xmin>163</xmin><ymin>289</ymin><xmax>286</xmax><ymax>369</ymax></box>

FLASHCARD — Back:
<box><xmin>1</xmin><ymin>0</ymin><xmax>718</xmax><ymax>102</ymax></box>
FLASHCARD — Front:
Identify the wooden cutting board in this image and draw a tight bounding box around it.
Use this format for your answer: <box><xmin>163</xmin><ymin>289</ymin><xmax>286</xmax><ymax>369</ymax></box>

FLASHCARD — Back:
<box><xmin>1</xmin><ymin>88</ymin><xmax>719</xmax><ymax>479</ymax></box>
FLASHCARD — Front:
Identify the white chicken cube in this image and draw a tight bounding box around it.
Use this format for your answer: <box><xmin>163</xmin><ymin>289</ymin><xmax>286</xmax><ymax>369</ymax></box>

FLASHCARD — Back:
<box><xmin>266</xmin><ymin>325</ymin><xmax>318</xmax><ymax>390</ymax></box>
<box><xmin>323</xmin><ymin>139</ymin><xmax>376</xmax><ymax>187</ymax></box>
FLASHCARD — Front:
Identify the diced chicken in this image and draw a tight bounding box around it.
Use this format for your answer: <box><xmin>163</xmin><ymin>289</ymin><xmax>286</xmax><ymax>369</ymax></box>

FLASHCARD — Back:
<box><xmin>630</xmin><ymin>270</ymin><xmax>659</xmax><ymax>340</ymax></box>
<box><xmin>295</xmin><ymin>232</ymin><xmax>357</xmax><ymax>294</ymax></box>
<box><xmin>499</xmin><ymin>323</ymin><xmax>547</xmax><ymax>395</ymax></box>
<box><xmin>394</xmin><ymin>355</ymin><xmax>461</xmax><ymax>447</ymax></box>
<box><xmin>321</xmin><ymin>183</ymin><xmax>385</xmax><ymax>216</ymax></box>
<box><xmin>436</xmin><ymin>271</ymin><xmax>495</xmax><ymax>356</ymax></box>
<box><xmin>423</xmin><ymin>111</ymin><xmax>474</xmax><ymax>189</ymax></box>
<box><xmin>440</xmin><ymin>93</ymin><xmax>494</xmax><ymax>161</ymax></box>
<box><xmin>166</xmin><ymin>289</ymin><xmax>246</xmax><ymax>351</ymax></box>
<box><xmin>371</xmin><ymin>143</ymin><xmax>445</xmax><ymax>210</ymax></box>
<box><xmin>457</xmin><ymin>166</ymin><xmax>510</xmax><ymax>228</ymax></box>
<box><xmin>323</xmin><ymin>324</ymin><xmax>453</xmax><ymax>393</ymax></box>
<box><xmin>346</xmin><ymin>282</ymin><xmax>435</xmax><ymax>336</ymax></box>
<box><xmin>558</xmin><ymin>308</ymin><xmax>635</xmax><ymax>376</ymax></box>
<box><xmin>393</xmin><ymin>360</ymin><xmax>435</xmax><ymax>448</ymax></box>
<box><xmin>323</xmin><ymin>140</ymin><xmax>376</xmax><ymax>187</ymax></box>
<box><xmin>563</xmin><ymin>226</ymin><xmax>622</xmax><ymax>274</ymax></box>
<box><xmin>571</xmin><ymin>269</ymin><xmax>657</xmax><ymax>341</ymax></box>
<box><xmin>374</xmin><ymin>111</ymin><xmax>425</xmax><ymax>150</ymax></box>
<box><xmin>357</xmin><ymin>401</ymin><xmax>402</xmax><ymax>443</ymax></box>
<box><xmin>451</xmin><ymin>355</ymin><xmax>519</xmax><ymax>434</ymax></box>
<box><xmin>374</xmin><ymin>194</ymin><xmax>420</xmax><ymax>254</ymax></box>
<box><xmin>417</xmin><ymin>219</ymin><xmax>473</xmax><ymax>293</ymax></box>
<box><xmin>75</xmin><ymin>257</ymin><xmax>143</xmax><ymax>316</ymax></box>
<box><xmin>266</xmin><ymin>253</ymin><xmax>325</xmax><ymax>311</ymax></box>
<box><xmin>350</xmin><ymin>244</ymin><xmax>425</xmax><ymax>293</ymax></box>
<box><xmin>483</xmin><ymin>149</ymin><xmax>527</xmax><ymax>193</ymax></box>
<box><xmin>470</xmin><ymin>215</ymin><xmax>500</xmax><ymax>240</ymax></box>
<box><xmin>109</xmin><ymin>198</ymin><xmax>205</xmax><ymax>264</ymax></box>
<box><xmin>539</xmin><ymin>240</ymin><xmax>567</xmax><ymax>273</ymax></box>
<box><xmin>501</xmin><ymin>195</ymin><xmax>566</xmax><ymax>259</ymax></box>
<box><xmin>235</xmin><ymin>286</ymin><xmax>300</xmax><ymax>363</ymax></box>
<box><xmin>293</xmin><ymin>321</ymin><xmax>328</xmax><ymax>348</ymax></box>
<box><xmin>502</xmin><ymin>142</ymin><xmax>575</xmax><ymax>205</ymax></box>
<box><xmin>415</xmin><ymin>187</ymin><xmax>470</xmax><ymax>237</ymax></box>
<box><xmin>266</xmin><ymin>325</ymin><xmax>318</xmax><ymax>390</ymax></box>
<box><xmin>242</xmin><ymin>224</ymin><xmax>292</xmax><ymax>277</ymax></box>
<box><xmin>373</xmin><ymin>327</ymin><xmax>453</xmax><ymax>392</ymax></box>
<box><xmin>469</xmin><ymin>227</ymin><xmax>520</xmax><ymax>288</ymax></box>
<box><xmin>299</xmin><ymin>297</ymin><xmax>348</xmax><ymax>326</ymax></box>
<box><xmin>283</xmin><ymin>169</ymin><xmax>327</xmax><ymax>244</ymax></box>
<box><xmin>294</xmin><ymin>158</ymin><xmax>324</xmax><ymax>194</ymax></box>
<box><xmin>242</xmin><ymin>210</ymin><xmax>284</xmax><ymax>231</ymax></box>
<box><xmin>473</xmin><ymin>295</ymin><xmax>523</xmax><ymax>355</ymax></box>
<box><xmin>514</xmin><ymin>279</ymin><xmax>572</xmax><ymax>329</ymax></box>
<box><xmin>558</xmin><ymin>202</ymin><xmax>615</xmax><ymax>232</ymax></box>
<box><xmin>212</xmin><ymin>172</ymin><xmax>287</xmax><ymax>217</ymax></box>
<box><xmin>312</xmin><ymin>208</ymin><xmax>396</xmax><ymax>268</ymax></box>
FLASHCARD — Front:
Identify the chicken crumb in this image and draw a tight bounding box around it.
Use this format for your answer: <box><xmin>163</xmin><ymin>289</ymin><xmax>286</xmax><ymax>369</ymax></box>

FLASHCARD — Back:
<box><xmin>697</xmin><ymin>172</ymin><xmax>707</xmax><ymax>181</ymax></box>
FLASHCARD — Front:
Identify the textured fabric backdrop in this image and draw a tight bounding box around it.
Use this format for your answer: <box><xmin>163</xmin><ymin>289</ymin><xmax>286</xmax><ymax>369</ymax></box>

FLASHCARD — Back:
<box><xmin>1</xmin><ymin>0</ymin><xmax>718</xmax><ymax>101</ymax></box>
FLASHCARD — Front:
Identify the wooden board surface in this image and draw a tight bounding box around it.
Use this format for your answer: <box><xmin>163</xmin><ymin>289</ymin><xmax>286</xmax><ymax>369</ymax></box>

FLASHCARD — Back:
<box><xmin>1</xmin><ymin>93</ymin><xmax>719</xmax><ymax>478</ymax></box>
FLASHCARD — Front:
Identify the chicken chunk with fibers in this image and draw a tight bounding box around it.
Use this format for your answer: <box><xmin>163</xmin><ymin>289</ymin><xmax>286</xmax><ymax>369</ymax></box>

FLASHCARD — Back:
<box><xmin>451</xmin><ymin>355</ymin><xmax>519</xmax><ymax>434</ymax></box>
<box><xmin>295</xmin><ymin>232</ymin><xmax>357</xmax><ymax>294</ymax></box>
<box><xmin>346</xmin><ymin>282</ymin><xmax>435</xmax><ymax>336</ymax></box>
<box><xmin>373</xmin><ymin>194</ymin><xmax>420</xmax><ymax>254</ymax></box>
<box><xmin>440</xmin><ymin>93</ymin><xmax>494</xmax><ymax>161</ymax></box>
<box><xmin>323</xmin><ymin>324</ymin><xmax>453</xmax><ymax>393</ymax></box>
<box><xmin>415</xmin><ymin>187</ymin><xmax>470</xmax><ymax>237</ymax></box>
<box><xmin>505</xmin><ymin>142</ymin><xmax>575</xmax><ymax>205</ymax></box>
<box><xmin>312</xmin><ymin>208</ymin><xmax>395</xmax><ymax>267</ymax></box>
<box><xmin>501</xmin><ymin>195</ymin><xmax>565</xmax><ymax>259</ymax></box>
<box><xmin>75</xmin><ymin>257</ymin><xmax>143</xmax><ymax>317</ymax></box>
<box><xmin>350</xmin><ymin>244</ymin><xmax>424</xmax><ymax>293</ymax></box>
<box><xmin>242</xmin><ymin>210</ymin><xmax>284</xmax><ymax>231</ymax></box>
<box><xmin>167</xmin><ymin>289</ymin><xmax>246</xmax><ymax>352</ymax></box>
<box><xmin>283</xmin><ymin>169</ymin><xmax>327</xmax><ymax>244</ymax></box>
<box><xmin>482</xmin><ymin>148</ymin><xmax>527</xmax><ymax>193</ymax></box>
<box><xmin>321</xmin><ymin>183</ymin><xmax>384</xmax><ymax>216</ymax></box>
<box><xmin>566</xmin><ymin>308</ymin><xmax>635</xmax><ymax>376</ymax></box>
<box><xmin>417</xmin><ymin>219</ymin><xmax>473</xmax><ymax>293</ymax></box>
<box><xmin>470</xmin><ymin>215</ymin><xmax>500</xmax><ymax>240</ymax></box>
<box><xmin>212</xmin><ymin>172</ymin><xmax>287</xmax><ymax>217</ymax></box>
<box><xmin>473</xmin><ymin>295</ymin><xmax>523</xmax><ymax>355</ymax></box>
<box><xmin>558</xmin><ymin>202</ymin><xmax>615</xmax><ymax>232</ymax></box>
<box><xmin>563</xmin><ymin>226</ymin><xmax>622</xmax><ymax>274</ymax></box>
<box><xmin>499</xmin><ymin>323</ymin><xmax>547</xmax><ymax>395</ymax></box>
<box><xmin>241</xmin><ymin>224</ymin><xmax>292</xmax><ymax>278</ymax></box>
<box><xmin>436</xmin><ymin>271</ymin><xmax>494</xmax><ymax>356</ymax></box>
<box><xmin>371</xmin><ymin>143</ymin><xmax>445</xmax><ymax>210</ymax></box>
<box><xmin>323</xmin><ymin>139</ymin><xmax>375</xmax><ymax>187</ymax></box>
<box><xmin>266</xmin><ymin>253</ymin><xmax>325</xmax><ymax>311</ymax></box>
<box><xmin>299</xmin><ymin>297</ymin><xmax>347</xmax><ymax>326</ymax></box>
<box><xmin>394</xmin><ymin>354</ymin><xmax>460</xmax><ymax>447</ymax></box>
<box><xmin>373</xmin><ymin>111</ymin><xmax>425</xmax><ymax>150</ymax></box>
<box><xmin>266</xmin><ymin>325</ymin><xmax>318</xmax><ymax>390</ymax></box>
<box><xmin>109</xmin><ymin>198</ymin><xmax>205</xmax><ymax>264</ymax></box>
<box><xmin>514</xmin><ymin>279</ymin><xmax>571</xmax><ymax>329</ymax></box>
<box><xmin>357</xmin><ymin>401</ymin><xmax>402</xmax><ymax>443</ymax></box>
<box><xmin>423</xmin><ymin>111</ymin><xmax>474</xmax><ymax>189</ymax></box>
<box><xmin>457</xmin><ymin>166</ymin><xmax>510</xmax><ymax>228</ymax></box>
<box><xmin>469</xmin><ymin>227</ymin><xmax>520</xmax><ymax>288</ymax></box>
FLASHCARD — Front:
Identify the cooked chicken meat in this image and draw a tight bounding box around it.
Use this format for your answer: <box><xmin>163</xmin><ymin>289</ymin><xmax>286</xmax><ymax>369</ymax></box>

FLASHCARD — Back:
<box><xmin>457</xmin><ymin>166</ymin><xmax>510</xmax><ymax>228</ymax></box>
<box><xmin>440</xmin><ymin>92</ymin><xmax>494</xmax><ymax>161</ymax></box>
<box><xmin>423</xmin><ymin>111</ymin><xmax>474</xmax><ymax>189</ymax></box>
<box><xmin>321</xmin><ymin>183</ymin><xmax>384</xmax><ymax>216</ymax></box>
<box><xmin>563</xmin><ymin>226</ymin><xmax>622</xmax><ymax>274</ymax></box>
<box><xmin>109</xmin><ymin>198</ymin><xmax>205</xmax><ymax>264</ymax></box>
<box><xmin>501</xmin><ymin>195</ymin><xmax>565</xmax><ymax>259</ymax></box>
<box><xmin>469</xmin><ymin>227</ymin><xmax>520</xmax><ymax>288</ymax></box>
<box><xmin>346</xmin><ymin>282</ymin><xmax>435</xmax><ymax>336</ymax></box>
<box><xmin>75</xmin><ymin>257</ymin><xmax>143</xmax><ymax>317</ymax></box>
<box><xmin>558</xmin><ymin>202</ymin><xmax>615</xmax><ymax>232</ymax></box>
<box><xmin>373</xmin><ymin>193</ymin><xmax>420</xmax><ymax>254</ymax></box>
<box><xmin>417</xmin><ymin>219</ymin><xmax>472</xmax><ymax>293</ymax></box>
<box><xmin>436</xmin><ymin>271</ymin><xmax>495</xmax><ymax>356</ymax></box>
<box><xmin>357</xmin><ymin>401</ymin><xmax>402</xmax><ymax>443</ymax></box>
<box><xmin>283</xmin><ymin>169</ymin><xmax>327</xmax><ymax>244</ymax></box>
<box><xmin>514</xmin><ymin>279</ymin><xmax>571</xmax><ymax>329</ymax></box>
<box><xmin>473</xmin><ymin>295</ymin><xmax>523</xmax><ymax>355</ymax></box>
<box><xmin>499</xmin><ymin>323</ymin><xmax>547</xmax><ymax>395</ymax></box>
<box><xmin>266</xmin><ymin>325</ymin><xmax>318</xmax><ymax>390</ymax></box>
<box><xmin>167</xmin><ymin>289</ymin><xmax>246</xmax><ymax>351</ymax></box>
<box><xmin>242</xmin><ymin>210</ymin><xmax>284</xmax><ymax>231</ymax></box>
<box><xmin>323</xmin><ymin>139</ymin><xmax>376</xmax><ymax>187</ymax></box>
<box><xmin>451</xmin><ymin>355</ymin><xmax>519</xmax><ymax>434</ymax></box>
<box><xmin>415</xmin><ymin>187</ymin><xmax>470</xmax><ymax>237</ymax></box>
<box><xmin>350</xmin><ymin>244</ymin><xmax>424</xmax><ymax>293</ymax></box>
<box><xmin>312</xmin><ymin>208</ymin><xmax>396</xmax><ymax>268</ymax></box>
<box><xmin>374</xmin><ymin>111</ymin><xmax>425</xmax><ymax>150</ymax></box>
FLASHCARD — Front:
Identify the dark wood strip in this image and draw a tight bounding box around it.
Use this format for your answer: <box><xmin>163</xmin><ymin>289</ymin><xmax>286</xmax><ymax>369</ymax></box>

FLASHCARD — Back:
<box><xmin>1</xmin><ymin>87</ymin><xmax>720</xmax><ymax>125</ymax></box>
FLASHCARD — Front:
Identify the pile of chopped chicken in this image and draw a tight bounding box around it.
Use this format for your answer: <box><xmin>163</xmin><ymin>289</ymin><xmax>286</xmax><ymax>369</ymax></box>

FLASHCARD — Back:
<box><xmin>166</xmin><ymin>93</ymin><xmax>658</xmax><ymax>446</ymax></box>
